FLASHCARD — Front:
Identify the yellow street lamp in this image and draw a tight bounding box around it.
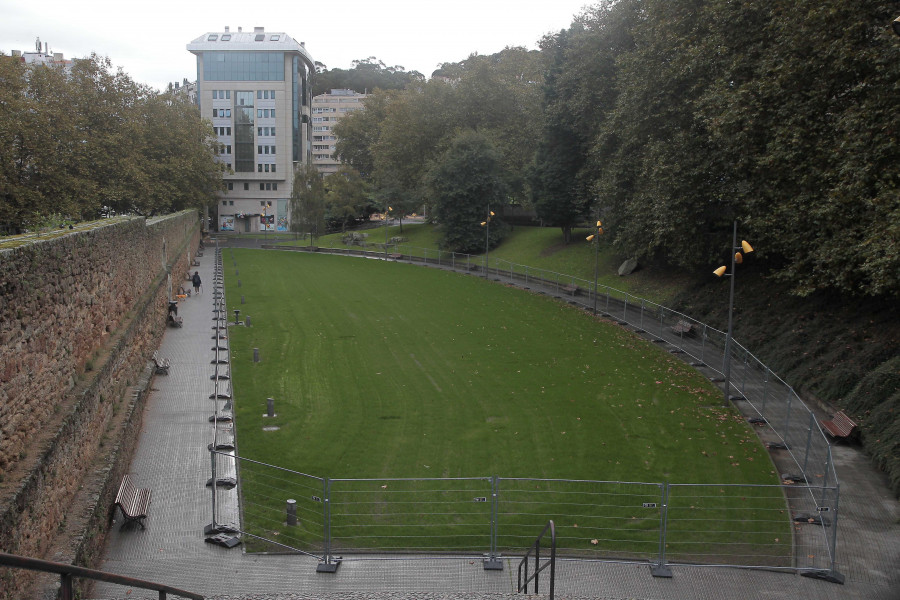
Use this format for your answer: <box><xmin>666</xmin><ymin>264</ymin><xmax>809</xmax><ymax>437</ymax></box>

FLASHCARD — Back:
<box><xmin>714</xmin><ymin>221</ymin><xmax>754</xmax><ymax>407</ymax></box>
<box><xmin>480</xmin><ymin>207</ymin><xmax>495</xmax><ymax>278</ymax></box>
<box><xmin>586</xmin><ymin>220</ymin><xmax>604</xmax><ymax>314</ymax></box>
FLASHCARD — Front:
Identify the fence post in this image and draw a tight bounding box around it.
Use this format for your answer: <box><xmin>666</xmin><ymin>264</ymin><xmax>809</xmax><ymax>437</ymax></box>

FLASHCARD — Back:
<box><xmin>484</xmin><ymin>476</ymin><xmax>503</xmax><ymax>570</ymax></box>
<box><xmin>802</xmin><ymin>412</ymin><xmax>815</xmax><ymax>476</ymax></box>
<box><xmin>827</xmin><ymin>484</ymin><xmax>844</xmax><ymax>583</ymax></box>
<box><xmin>740</xmin><ymin>350</ymin><xmax>749</xmax><ymax>398</ymax></box>
<box><xmin>638</xmin><ymin>299</ymin><xmax>645</xmax><ymax>332</ymax></box>
<box><xmin>783</xmin><ymin>391</ymin><xmax>794</xmax><ymax>445</ymax></box>
<box><xmin>761</xmin><ymin>367</ymin><xmax>770</xmax><ymax>414</ymax></box>
<box><xmin>203</xmin><ymin>448</ymin><xmax>218</xmax><ymax>535</ymax></box>
<box><xmin>317</xmin><ymin>478</ymin><xmax>340</xmax><ymax>572</ymax></box>
<box><xmin>651</xmin><ymin>482</ymin><xmax>672</xmax><ymax>577</ymax></box>
<box><xmin>700</xmin><ymin>324</ymin><xmax>707</xmax><ymax>365</ymax></box>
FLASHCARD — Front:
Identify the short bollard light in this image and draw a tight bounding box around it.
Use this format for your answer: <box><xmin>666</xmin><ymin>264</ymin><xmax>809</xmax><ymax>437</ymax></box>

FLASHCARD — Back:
<box><xmin>267</xmin><ymin>397</ymin><xmax>275</xmax><ymax>417</ymax></box>
<box><xmin>241</xmin><ymin>295</ymin><xmax>245</xmax><ymax>304</ymax></box>
<box><xmin>253</xmin><ymin>348</ymin><xmax>260</xmax><ymax>363</ymax></box>
<box><xmin>245</xmin><ymin>316</ymin><xmax>251</xmax><ymax>327</ymax></box>
<box><xmin>286</xmin><ymin>499</ymin><xmax>298</xmax><ymax>526</ymax></box>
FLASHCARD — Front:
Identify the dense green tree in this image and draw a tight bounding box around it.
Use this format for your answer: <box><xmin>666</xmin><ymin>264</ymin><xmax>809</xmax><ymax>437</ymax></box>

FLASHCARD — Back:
<box><xmin>0</xmin><ymin>53</ymin><xmax>224</xmax><ymax>232</ymax></box>
<box><xmin>312</xmin><ymin>57</ymin><xmax>423</xmax><ymax>96</ymax></box>
<box><xmin>334</xmin><ymin>48</ymin><xmax>544</xmax><ymax>224</ymax></box>
<box><xmin>325</xmin><ymin>166</ymin><xmax>373</xmax><ymax>232</ymax></box>
<box><xmin>290</xmin><ymin>164</ymin><xmax>327</xmax><ymax>244</ymax></box>
<box><xmin>426</xmin><ymin>130</ymin><xmax>508</xmax><ymax>253</ymax></box>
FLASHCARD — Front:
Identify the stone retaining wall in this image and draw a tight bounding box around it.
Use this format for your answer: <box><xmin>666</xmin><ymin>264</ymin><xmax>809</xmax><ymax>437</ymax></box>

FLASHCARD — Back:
<box><xmin>0</xmin><ymin>212</ymin><xmax>199</xmax><ymax>598</ymax></box>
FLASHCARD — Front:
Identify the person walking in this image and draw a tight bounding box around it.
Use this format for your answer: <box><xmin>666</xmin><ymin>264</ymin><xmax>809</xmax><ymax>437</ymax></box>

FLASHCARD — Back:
<box><xmin>192</xmin><ymin>271</ymin><xmax>202</xmax><ymax>295</ymax></box>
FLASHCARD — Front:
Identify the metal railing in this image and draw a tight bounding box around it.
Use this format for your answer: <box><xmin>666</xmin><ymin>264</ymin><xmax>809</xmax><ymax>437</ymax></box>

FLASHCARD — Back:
<box><xmin>0</xmin><ymin>552</ymin><xmax>203</xmax><ymax>600</ymax></box>
<box><xmin>213</xmin><ymin>453</ymin><xmax>839</xmax><ymax>578</ymax></box>
<box><xmin>517</xmin><ymin>520</ymin><xmax>556</xmax><ymax>599</ymax></box>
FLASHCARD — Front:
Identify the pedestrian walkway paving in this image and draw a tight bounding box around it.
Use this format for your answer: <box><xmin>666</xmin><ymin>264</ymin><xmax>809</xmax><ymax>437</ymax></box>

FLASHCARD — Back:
<box><xmin>92</xmin><ymin>246</ymin><xmax>899</xmax><ymax>600</ymax></box>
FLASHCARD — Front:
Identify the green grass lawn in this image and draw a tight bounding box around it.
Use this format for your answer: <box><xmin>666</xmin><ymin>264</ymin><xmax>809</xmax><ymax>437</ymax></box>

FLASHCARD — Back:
<box><xmin>224</xmin><ymin>249</ymin><xmax>788</xmax><ymax>560</ymax></box>
<box><xmin>284</xmin><ymin>223</ymin><xmax>690</xmax><ymax>304</ymax></box>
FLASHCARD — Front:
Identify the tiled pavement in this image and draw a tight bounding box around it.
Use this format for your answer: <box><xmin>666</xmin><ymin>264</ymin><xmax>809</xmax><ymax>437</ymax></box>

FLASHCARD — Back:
<box><xmin>92</xmin><ymin>246</ymin><xmax>899</xmax><ymax>600</ymax></box>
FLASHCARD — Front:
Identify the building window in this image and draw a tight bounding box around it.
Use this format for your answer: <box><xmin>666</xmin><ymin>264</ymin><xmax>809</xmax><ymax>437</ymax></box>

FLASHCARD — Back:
<box><xmin>258</xmin><ymin>164</ymin><xmax>263</xmax><ymax>172</ymax></box>
<box><xmin>227</xmin><ymin>182</ymin><xmax>233</xmax><ymax>190</ymax></box>
<box><xmin>244</xmin><ymin>183</ymin><xmax>249</xmax><ymax>190</ymax></box>
<box><xmin>271</xmin><ymin>164</ymin><xmax>276</xmax><ymax>173</ymax></box>
<box><xmin>207</xmin><ymin>34</ymin><xmax>218</xmax><ymax>41</ymax></box>
<box><xmin>260</xmin><ymin>183</ymin><xmax>265</xmax><ymax>190</ymax></box>
<box><xmin>202</xmin><ymin>51</ymin><xmax>287</xmax><ymax>81</ymax></box>
<box><xmin>222</xmin><ymin>200</ymin><xmax>227</xmax><ymax>205</ymax></box>
<box><xmin>229</xmin><ymin>200</ymin><xmax>234</xmax><ymax>205</ymax></box>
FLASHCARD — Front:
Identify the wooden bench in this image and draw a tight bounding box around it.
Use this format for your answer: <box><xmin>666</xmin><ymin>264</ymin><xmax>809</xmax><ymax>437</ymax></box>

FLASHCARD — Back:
<box><xmin>821</xmin><ymin>410</ymin><xmax>857</xmax><ymax>440</ymax></box>
<box><xmin>389</xmin><ymin>253</ymin><xmax>403</xmax><ymax>260</ymax></box>
<box><xmin>152</xmin><ymin>351</ymin><xmax>170</xmax><ymax>375</ymax></box>
<box><xmin>114</xmin><ymin>474</ymin><xmax>151</xmax><ymax>530</ymax></box>
<box><xmin>671</xmin><ymin>320</ymin><xmax>695</xmax><ymax>337</ymax></box>
<box><xmin>561</xmin><ymin>284</ymin><xmax>578</xmax><ymax>296</ymax></box>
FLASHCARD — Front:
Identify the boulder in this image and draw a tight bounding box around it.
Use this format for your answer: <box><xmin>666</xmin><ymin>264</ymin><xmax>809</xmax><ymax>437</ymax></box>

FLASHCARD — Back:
<box><xmin>618</xmin><ymin>258</ymin><xmax>639</xmax><ymax>276</ymax></box>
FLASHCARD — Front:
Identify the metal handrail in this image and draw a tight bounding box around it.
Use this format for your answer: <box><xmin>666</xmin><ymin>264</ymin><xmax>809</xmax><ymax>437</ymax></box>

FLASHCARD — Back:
<box><xmin>0</xmin><ymin>552</ymin><xmax>203</xmax><ymax>600</ymax></box>
<box><xmin>516</xmin><ymin>520</ymin><xmax>556</xmax><ymax>599</ymax></box>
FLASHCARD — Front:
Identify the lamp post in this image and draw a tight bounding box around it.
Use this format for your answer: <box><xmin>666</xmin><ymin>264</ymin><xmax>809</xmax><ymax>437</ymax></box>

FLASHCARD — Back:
<box><xmin>480</xmin><ymin>206</ymin><xmax>495</xmax><ymax>279</ymax></box>
<box><xmin>713</xmin><ymin>220</ymin><xmax>754</xmax><ymax>407</ymax></box>
<box><xmin>586</xmin><ymin>220</ymin><xmax>604</xmax><ymax>314</ymax></box>
<box><xmin>383</xmin><ymin>205</ymin><xmax>392</xmax><ymax>259</ymax></box>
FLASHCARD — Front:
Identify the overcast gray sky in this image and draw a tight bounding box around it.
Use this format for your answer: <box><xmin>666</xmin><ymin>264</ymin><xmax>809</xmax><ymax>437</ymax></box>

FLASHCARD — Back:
<box><xmin>0</xmin><ymin>0</ymin><xmax>591</xmax><ymax>91</ymax></box>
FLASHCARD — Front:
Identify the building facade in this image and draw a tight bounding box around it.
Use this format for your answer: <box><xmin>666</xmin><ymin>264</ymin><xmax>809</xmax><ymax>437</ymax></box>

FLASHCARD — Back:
<box><xmin>188</xmin><ymin>26</ymin><xmax>315</xmax><ymax>232</ymax></box>
<box><xmin>311</xmin><ymin>89</ymin><xmax>367</xmax><ymax>176</ymax></box>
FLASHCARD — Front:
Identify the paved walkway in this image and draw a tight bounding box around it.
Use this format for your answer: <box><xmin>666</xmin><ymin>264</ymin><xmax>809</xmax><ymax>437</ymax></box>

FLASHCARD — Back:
<box><xmin>92</xmin><ymin>246</ymin><xmax>899</xmax><ymax>600</ymax></box>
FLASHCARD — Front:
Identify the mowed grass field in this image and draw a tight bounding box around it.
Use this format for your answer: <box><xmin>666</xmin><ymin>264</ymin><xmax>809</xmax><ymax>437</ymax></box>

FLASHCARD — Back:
<box><xmin>223</xmin><ymin>249</ymin><xmax>789</xmax><ymax>559</ymax></box>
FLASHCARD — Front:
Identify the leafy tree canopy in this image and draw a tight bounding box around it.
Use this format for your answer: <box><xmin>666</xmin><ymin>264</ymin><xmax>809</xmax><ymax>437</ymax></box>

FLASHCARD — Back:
<box><xmin>0</xmin><ymin>53</ymin><xmax>224</xmax><ymax>233</ymax></box>
<box><xmin>312</xmin><ymin>57</ymin><xmax>424</xmax><ymax>96</ymax></box>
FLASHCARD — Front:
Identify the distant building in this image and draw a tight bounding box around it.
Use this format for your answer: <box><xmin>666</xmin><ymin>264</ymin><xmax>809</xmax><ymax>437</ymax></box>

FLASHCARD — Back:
<box><xmin>187</xmin><ymin>26</ymin><xmax>315</xmax><ymax>233</ymax></box>
<box><xmin>311</xmin><ymin>89</ymin><xmax>368</xmax><ymax>176</ymax></box>
<box><xmin>167</xmin><ymin>78</ymin><xmax>198</xmax><ymax>104</ymax></box>
<box><xmin>9</xmin><ymin>37</ymin><xmax>74</xmax><ymax>74</ymax></box>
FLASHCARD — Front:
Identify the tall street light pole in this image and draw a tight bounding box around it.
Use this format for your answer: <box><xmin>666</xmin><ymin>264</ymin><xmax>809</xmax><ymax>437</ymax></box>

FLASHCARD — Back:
<box><xmin>714</xmin><ymin>220</ymin><xmax>754</xmax><ymax>407</ymax></box>
<box><xmin>384</xmin><ymin>205</ymin><xmax>392</xmax><ymax>259</ymax></box>
<box><xmin>480</xmin><ymin>206</ymin><xmax>494</xmax><ymax>279</ymax></box>
<box><xmin>586</xmin><ymin>220</ymin><xmax>604</xmax><ymax>314</ymax></box>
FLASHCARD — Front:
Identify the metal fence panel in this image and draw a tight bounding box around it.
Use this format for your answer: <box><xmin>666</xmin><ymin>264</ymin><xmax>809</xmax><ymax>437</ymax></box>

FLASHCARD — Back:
<box><xmin>326</xmin><ymin>477</ymin><xmax>494</xmax><ymax>554</ymax></box>
<box><xmin>497</xmin><ymin>479</ymin><xmax>663</xmax><ymax>563</ymax></box>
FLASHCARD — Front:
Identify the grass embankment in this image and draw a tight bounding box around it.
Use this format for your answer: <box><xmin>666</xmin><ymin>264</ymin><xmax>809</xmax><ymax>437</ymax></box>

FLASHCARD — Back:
<box><xmin>224</xmin><ymin>249</ymin><xmax>788</xmax><ymax>559</ymax></box>
<box><xmin>286</xmin><ymin>223</ymin><xmax>690</xmax><ymax>305</ymax></box>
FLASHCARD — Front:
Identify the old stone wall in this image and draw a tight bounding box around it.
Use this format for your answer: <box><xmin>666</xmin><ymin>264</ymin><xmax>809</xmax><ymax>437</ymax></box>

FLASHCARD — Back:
<box><xmin>0</xmin><ymin>212</ymin><xmax>199</xmax><ymax>598</ymax></box>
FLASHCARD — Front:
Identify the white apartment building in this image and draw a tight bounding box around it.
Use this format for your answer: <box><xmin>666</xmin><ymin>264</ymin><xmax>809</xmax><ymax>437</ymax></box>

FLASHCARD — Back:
<box><xmin>311</xmin><ymin>89</ymin><xmax>367</xmax><ymax>176</ymax></box>
<box><xmin>188</xmin><ymin>27</ymin><xmax>315</xmax><ymax>232</ymax></box>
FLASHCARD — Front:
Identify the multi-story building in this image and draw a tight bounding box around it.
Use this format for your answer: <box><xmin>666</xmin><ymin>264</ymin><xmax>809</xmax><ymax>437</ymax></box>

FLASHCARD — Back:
<box><xmin>10</xmin><ymin>38</ymin><xmax>74</xmax><ymax>73</ymax></box>
<box><xmin>187</xmin><ymin>26</ymin><xmax>315</xmax><ymax>232</ymax></box>
<box><xmin>310</xmin><ymin>89</ymin><xmax>367</xmax><ymax>176</ymax></box>
<box><xmin>167</xmin><ymin>78</ymin><xmax>198</xmax><ymax>104</ymax></box>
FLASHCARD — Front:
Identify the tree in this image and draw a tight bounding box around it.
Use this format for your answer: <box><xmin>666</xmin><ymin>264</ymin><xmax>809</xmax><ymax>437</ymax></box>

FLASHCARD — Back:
<box><xmin>325</xmin><ymin>166</ymin><xmax>372</xmax><ymax>232</ymax></box>
<box><xmin>312</xmin><ymin>57</ymin><xmax>423</xmax><ymax>96</ymax></box>
<box><xmin>290</xmin><ymin>164</ymin><xmax>327</xmax><ymax>245</ymax></box>
<box><xmin>426</xmin><ymin>130</ymin><xmax>508</xmax><ymax>253</ymax></box>
<box><xmin>0</xmin><ymin>53</ymin><xmax>224</xmax><ymax>231</ymax></box>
